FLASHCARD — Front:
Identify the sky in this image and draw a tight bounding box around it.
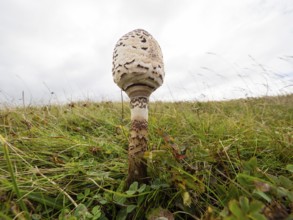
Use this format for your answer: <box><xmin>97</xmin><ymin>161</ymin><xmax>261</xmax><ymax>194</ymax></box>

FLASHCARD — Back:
<box><xmin>0</xmin><ymin>0</ymin><xmax>293</xmax><ymax>106</ymax></box>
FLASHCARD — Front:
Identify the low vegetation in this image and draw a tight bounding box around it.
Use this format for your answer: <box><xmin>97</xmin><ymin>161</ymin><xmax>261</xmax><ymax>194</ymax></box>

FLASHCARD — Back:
<box><xmin>0</xmin><ymin>95</ymin><xmax>292</xmax><ymax>219</ymax></box>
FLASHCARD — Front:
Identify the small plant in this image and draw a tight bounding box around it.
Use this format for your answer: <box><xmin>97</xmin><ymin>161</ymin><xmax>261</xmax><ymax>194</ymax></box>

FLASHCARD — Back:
<box><xmin>220</xmin><ymin>196</ymin><xmax>266</xmax><ymax>220</ymax></box>
<box><xmin>73</xmin><ymin>204</ymin><xmax>101</xmax><ymax>220</ymax></box>
<box><xmin>232</xmin><ymin>157</ymin><xmax>293</xmax><ymax>219</ymax></box>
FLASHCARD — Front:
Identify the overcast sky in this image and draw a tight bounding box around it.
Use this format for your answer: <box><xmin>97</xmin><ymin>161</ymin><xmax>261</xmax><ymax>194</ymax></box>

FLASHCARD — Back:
<box><xmin>0</xmin><ymin>0</ymin><xmax>293</xmax><ymax>105</ymax></box>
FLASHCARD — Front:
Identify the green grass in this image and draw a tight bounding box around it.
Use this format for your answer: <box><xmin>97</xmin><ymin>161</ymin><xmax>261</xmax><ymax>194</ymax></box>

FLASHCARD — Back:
<box><xmin>0</xmin><ymin>95</ymin><xmax>292</xmax><ymax>219</ymax></box>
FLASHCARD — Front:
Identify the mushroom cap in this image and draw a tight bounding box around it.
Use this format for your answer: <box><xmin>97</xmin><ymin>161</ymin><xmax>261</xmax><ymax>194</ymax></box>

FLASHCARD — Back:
<box><xmin>112</xmin><ymin>29</ymin><xmax>165</xmax><ymax>98</ymax></box>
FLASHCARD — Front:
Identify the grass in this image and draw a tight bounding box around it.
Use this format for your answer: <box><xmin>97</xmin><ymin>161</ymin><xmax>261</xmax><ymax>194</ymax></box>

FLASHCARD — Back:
<box><xmin>0</xmin><ymin>95</ymin><xmax>292</xmax><ymax>219</ymax></box>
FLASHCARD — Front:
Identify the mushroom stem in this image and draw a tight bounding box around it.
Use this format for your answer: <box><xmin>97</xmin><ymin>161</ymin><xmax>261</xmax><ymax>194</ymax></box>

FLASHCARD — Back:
<box><xmin>127</xmin><ymin>96</ymin><xmax>149</xmax><ymax>185</ymax></box>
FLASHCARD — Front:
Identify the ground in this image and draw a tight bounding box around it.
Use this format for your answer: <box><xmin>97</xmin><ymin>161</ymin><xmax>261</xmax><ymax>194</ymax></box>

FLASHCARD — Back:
<box><xmin>0</xmin><ymin>95</ymin><xmax>292</xmax><ymax>219</ymax></box>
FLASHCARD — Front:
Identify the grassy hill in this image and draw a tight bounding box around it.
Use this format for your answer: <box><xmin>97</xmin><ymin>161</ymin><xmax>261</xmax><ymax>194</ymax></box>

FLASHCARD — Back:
<box><xmin>0</xmin><ymin>95</ymin><xmax>292</xmax><ymax>219</ymax></box>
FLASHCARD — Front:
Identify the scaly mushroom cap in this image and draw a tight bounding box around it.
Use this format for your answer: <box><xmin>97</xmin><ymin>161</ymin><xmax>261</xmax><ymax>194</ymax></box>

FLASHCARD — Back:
<box><xmin>112</xmin><ymin>29</ymin><xmax>165</xmax><ymax>98</ymax></box>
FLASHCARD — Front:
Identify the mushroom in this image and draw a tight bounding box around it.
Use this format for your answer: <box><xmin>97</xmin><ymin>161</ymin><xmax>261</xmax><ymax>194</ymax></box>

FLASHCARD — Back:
<box><xmin>112</xmin><ymin>29</ymin><xmax>165</xmax><ymax>185</ymax></box>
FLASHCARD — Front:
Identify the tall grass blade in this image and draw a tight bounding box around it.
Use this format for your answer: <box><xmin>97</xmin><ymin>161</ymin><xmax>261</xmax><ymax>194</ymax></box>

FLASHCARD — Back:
<box><xmin>0</xmin><ymin>135</ymin><xmax>30</xmax><ymax>220</ymax></box>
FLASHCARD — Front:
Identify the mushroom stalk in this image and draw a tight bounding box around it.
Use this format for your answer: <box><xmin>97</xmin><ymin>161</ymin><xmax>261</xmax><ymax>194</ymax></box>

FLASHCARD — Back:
<box><xmin>128</xmin><ymin>96</ymin><xmax>149</xmax><ymax>185</ymax></box>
